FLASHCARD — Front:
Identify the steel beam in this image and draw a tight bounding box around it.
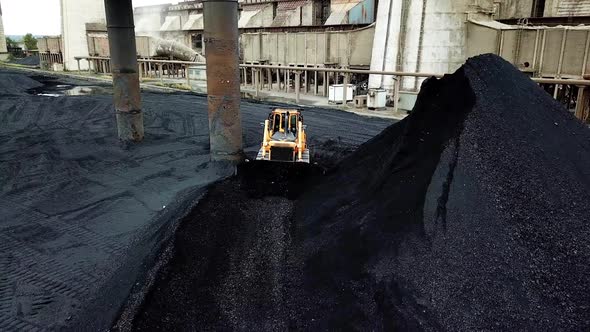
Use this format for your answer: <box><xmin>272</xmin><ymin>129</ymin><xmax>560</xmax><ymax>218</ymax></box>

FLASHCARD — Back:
<box><xmin>104</xmin><ymin>0</ymin><xmax>144</xmax><ymax>142</ymax></box>
<box><xmin>203</xmin><ymin>0</ymin><xmax>243</xmax><ymax>162</ymax></box>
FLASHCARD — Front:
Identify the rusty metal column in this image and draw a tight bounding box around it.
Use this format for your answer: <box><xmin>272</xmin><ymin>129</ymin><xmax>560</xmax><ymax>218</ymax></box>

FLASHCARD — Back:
<box><xmin>104</xmin><ymin>0</ymin><xmax>143</xmax><ymax>142</ymax></box>
<box><xmin>203</xmin><ymin>0</ymin><xmax>243</xmax><ymax>161</ymax></box>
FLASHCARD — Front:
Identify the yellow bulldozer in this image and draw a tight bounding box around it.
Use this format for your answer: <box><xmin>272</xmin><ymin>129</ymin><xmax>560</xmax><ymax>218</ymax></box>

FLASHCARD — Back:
<box><xmin>256</xmin><ymin>108</ymin><xmax>310</xmax><ymax>163</ymax></box>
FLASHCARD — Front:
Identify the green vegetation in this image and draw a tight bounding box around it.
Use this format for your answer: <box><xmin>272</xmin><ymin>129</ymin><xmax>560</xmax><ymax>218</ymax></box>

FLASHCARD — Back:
<box><xmin>23</xmin><ymin>33</ymin><xmax>37</xmax><ymax>50</ymax></box>
<box><xmin>5</xmin><ymin>36</ymin><xmax>17</xmax><ymax>48</ymax></box>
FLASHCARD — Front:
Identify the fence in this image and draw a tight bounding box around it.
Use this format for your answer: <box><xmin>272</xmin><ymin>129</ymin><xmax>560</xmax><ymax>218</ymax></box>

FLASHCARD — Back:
<box><xmin>74</xmin><ymin>56</ymin><xmax>590</xmax><ymax>122</ymax></box>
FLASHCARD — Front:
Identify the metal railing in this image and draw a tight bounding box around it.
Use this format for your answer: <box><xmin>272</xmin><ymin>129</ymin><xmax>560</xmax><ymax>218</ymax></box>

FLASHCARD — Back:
<box><xmin>73</xmin><ymin>56</ymin><xmax>590</xmax><ymax>121</ymax></box>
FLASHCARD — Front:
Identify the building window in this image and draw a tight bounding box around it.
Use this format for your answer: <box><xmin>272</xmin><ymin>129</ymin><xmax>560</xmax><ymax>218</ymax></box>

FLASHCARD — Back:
<box><xmin>192</xmin><ymin>34</ymin><xmax>203</xmax><ymax>51</ymax></box>
<box><xmin>532</xmin><ymin>0</ymin><xmax>546</xmax><ymax>18</ymax></box>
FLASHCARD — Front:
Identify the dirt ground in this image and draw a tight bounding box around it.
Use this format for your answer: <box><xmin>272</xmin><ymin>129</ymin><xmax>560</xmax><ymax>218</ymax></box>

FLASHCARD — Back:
<box><xmin>0</xmin><ymin>69</ymin><xmax>392</xmax><ymax>331</ymax></box>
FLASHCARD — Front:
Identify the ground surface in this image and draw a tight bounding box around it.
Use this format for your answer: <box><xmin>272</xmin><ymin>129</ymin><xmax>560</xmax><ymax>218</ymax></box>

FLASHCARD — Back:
<box><xmin>0</xmin><ymin>68</ymin><xmax>392</xmax><ymax>331</ymax></box>
<box><xmin>129</xmin><ymin>55</ymin><xmax>590</xmax><ymax>331</ymax></box>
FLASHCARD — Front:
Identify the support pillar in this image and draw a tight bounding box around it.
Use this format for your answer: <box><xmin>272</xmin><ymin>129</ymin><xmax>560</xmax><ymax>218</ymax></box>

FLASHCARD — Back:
<box><xmin>76</xmin><ymin>59</ymin><xmax>81</xmax><ymax>72</ymax></box>
<box><xmin>575</xmin><ymin>85</ymin><xmax>589</xmax><ymax>123</ymax></box>
<box><xmin>203</xmin><ymin>0</ymin><xmax>243</xmax><ymax>162</ymax></box>
<box><xmin>323</xmin><ymin>71</ymin><xmax>328</xmax><ymax>96</ymax></box>
<box><xmin>254</xmin><ymin>69</ymin><xmax>259</xmax><ymax>97</ymax></box>
<box><xmin>186</xmin><ymin>65</ymin><xmax>191</xmax><ymax>90</ymax></box>
<box><xmin>104</xmin><ymin>0</ymin><xmax>144</xmax><ymax>142</ymax></box>
<box><xmin>286</xmin><ymin>69</ymin><xmax>290</xmax><ymax>93</ymax></box>
<box><xmin>304</xmin><ymin>69</ymin><xmax>308</xmax><ymax>94</ymax></box>
<box><xmin>342</xmin><ymin>73</ymin><xmax>349</xmax><ymax>106</ymax></box>
<box><xmin>393</xmin><ymin>76</ymin><xmax>401</xmax><ymax>112</ymax></box>
<box><xmin>314</xmin><ymin>70</ymin><xmax>318</xmax><ymax>95</ymax></box>
<box><xmin>295</xmin><ymin>71</ymin><xmax>301</xmax><ymax>104</ymax></box>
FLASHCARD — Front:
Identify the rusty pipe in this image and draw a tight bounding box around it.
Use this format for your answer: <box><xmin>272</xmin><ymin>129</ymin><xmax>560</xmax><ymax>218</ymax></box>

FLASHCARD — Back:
<box><xmin>203</xmin><ymin>0</ymin><xmax>243</xmax><ymax>162</ymax></box>
<box><xmin>104</xmin><ymin>0</ymin><xmax>144</xmax><ymax>142</ymax></box>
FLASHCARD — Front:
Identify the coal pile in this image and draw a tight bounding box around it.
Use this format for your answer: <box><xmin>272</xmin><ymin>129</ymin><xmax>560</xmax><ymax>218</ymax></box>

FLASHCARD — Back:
<box><xmin>292</xmin><ymin>54</ymin><xmax>590</xmax><ymax>330</ymax></box>
<box><xmin>0</xmin><ymin>72</ymin><xmax>43</xmax><ymax>95</ymax></box>
<box><xmin>10</xmin><ymin>55</ymin><xmax>40</xmax><ymax>67</ymax></box>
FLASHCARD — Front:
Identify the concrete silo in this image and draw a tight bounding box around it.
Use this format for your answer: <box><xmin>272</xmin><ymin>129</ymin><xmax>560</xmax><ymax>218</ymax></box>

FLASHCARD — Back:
<box><xmin>60</xmin><ymin>0</ymin><xmax>106</xmax><ymax>70</ymax></box>
<box><xmin>368</xmin><ymin>0</ymin><xmax>494</xmax><ymax>94</ymax></box>
<box><xmin>0</xmin><ymin>2</ymin><xmax>8</xmax><ymax>60</ymax></box>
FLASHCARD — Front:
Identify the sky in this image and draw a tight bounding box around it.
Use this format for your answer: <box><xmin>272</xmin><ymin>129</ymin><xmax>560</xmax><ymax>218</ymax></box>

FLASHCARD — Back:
<box><xmin>1</xmin><ymin>0</ymin><xmax>178</xmax><ymax>36</ymax></box>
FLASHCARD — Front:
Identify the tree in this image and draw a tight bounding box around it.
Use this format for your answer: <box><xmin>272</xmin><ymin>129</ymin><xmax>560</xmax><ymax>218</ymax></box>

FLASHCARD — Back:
<box><xmin>23</xmin><ymin>33</ymin><xmax>37</xmax><ymax>50</ymax></box>
<box><xmin>5</xmin><ymin>36</ymin><xmax>17</xmax><ymax>48</ymax></box>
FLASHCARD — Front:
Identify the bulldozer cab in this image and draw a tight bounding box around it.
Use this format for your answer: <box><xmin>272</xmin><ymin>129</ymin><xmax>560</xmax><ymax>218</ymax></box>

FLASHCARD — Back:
<box><xmin>270</xmin><ymin>112</ymin><xmax>300</xmax><ymax>134</ymax></box>
<box><xmin>270</xmin><ymin>111</ymin><xmax>302</xmax><ymax>141</ymax></box>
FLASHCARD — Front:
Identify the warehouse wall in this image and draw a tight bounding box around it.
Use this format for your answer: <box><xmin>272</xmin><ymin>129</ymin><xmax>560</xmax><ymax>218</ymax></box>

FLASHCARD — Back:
<box><xmin>495</xmin><ymin>0</ymin><xmax>534</xmax><ymax>19</ymax></box>
<box><xmin>466</xmin><ymin>20</ymin><xmax>590</xmax><ymax>79</ymax></box>
<box><xmin>552</xmin><ymin>0</ymin><xmax>590</xmax><ymax>16</ymax></box>
<box><xmin>241</xmin><ymin>25</ymin><xmax>374</xmax><ymax>66</ymax></box>
<box><xmin>61</xmin><ymin>0</ymin><xmax>106</xmax><ymax>70</ymax></box>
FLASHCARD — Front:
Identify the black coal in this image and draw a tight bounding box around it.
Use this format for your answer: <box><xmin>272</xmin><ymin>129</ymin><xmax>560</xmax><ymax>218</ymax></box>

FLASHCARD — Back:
<box><xmin>129</xmin><ymin>54</ymin><xmax>590</xmax><ymax>330</ymax></box>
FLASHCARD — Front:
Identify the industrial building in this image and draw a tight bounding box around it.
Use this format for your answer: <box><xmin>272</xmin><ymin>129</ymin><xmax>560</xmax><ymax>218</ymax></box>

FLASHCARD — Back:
<box><xmin>2</xmin><ymin>0</ymin><xmax>590</xmax><ymax>330</ymax></box>
<box><xmin>0</xmin><ymin>2</ymin><xmax>8</xmax><ymax>60</ymax></box>
<box><xmin>35</xmin><ymin>0</ymin><xmax>590</xmax><ymax>109</ymax></box>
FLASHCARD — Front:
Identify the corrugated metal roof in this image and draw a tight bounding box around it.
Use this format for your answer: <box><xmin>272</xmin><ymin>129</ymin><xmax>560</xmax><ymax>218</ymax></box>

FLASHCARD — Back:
<box><xmin>160</xmin><ymin>15</ymin><xmax>181</xmax><ymax>31</ymax></box>
<box><xmin>557</xmin><ymin>0</ymin><xmax>590</xmax><ymax>16</ymax></box>
<box><xmin>183</xmin><ymin>14</ymin><xmax>203</xmax><ymax>30</ymax></box>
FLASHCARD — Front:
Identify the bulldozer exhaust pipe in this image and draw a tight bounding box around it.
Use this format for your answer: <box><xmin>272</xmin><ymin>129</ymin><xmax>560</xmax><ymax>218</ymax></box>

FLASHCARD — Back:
<box><xmin>104</xmin><ymin>0</ymin><xmax>144</xmax><ymax>142</ymax></box>
<box><xmin>203</xmin><ymin>0</ymin><xmax>243</xmax><ymax>162</ymax></box>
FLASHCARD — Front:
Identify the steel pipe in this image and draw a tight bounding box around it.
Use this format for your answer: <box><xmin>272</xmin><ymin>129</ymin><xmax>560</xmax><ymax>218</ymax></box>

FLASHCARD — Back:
<box><xmin>104</xmin><ymin>0</ymin><xmax>144</xmax><ymax>142</ymax></box>
<box><xmin>203</xmin><ymin>0</ymin><xmax>243</xmax><ymax>162</ymax></box>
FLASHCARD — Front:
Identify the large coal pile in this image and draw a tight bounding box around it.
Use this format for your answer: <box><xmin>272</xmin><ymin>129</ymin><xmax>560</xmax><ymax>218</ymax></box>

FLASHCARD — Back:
<box><xmin>293</xmin><ymin>54</ymin><xmax>590</xmax><ymax>330</ymax></box>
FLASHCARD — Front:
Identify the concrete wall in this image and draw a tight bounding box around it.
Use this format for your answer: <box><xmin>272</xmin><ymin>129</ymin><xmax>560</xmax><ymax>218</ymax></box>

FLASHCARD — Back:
<box><xmin>301</xmin><ymin>2</ymin><xmax>315</xmax><ymax>25</ymax></box>
<box><xmin>241</xmin><ymin>25</ymin><xmax>374</xmax><ymax>66</ymax></box>
<box><xmin>0</xmin><ymin>3</ymin><xmax>8</xmax><ymax>56</ymax></box>
<box><xmin>38</xmin><ymin>37</ymin><xmax>63</xmax><ymax>53</ymax></box>
<box><xmin>135</xmin><ymin>12</ymin><xmax>165</xmax><ymax>32</ymax></box>
<box><xmin>553</xmin><ymin>0</ymin><xmax>590</xmax><ymax>16</ymax></box>
<box><xmin>246</xmin><ymin>5</ymin><xmax>276</xmax><ymax>27</ymax></box>
<box><xmin>494</xmin><ymin>0</ymin><xmax>590</xmax><ymax>18</ymax></box>
<box><xmin>466</xmin><ymin>20</ymin><xmax>590</xmax><ymax>78</ymax></box>
<box><xmin>495</xmin><ymin>0</ymin><xmax>534</xmax><ymax>19</ymax></box>
<box><xmin>61</xmin><ymin>0</ymin><xmax>106</xmax><ymax>70</ymax></box>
